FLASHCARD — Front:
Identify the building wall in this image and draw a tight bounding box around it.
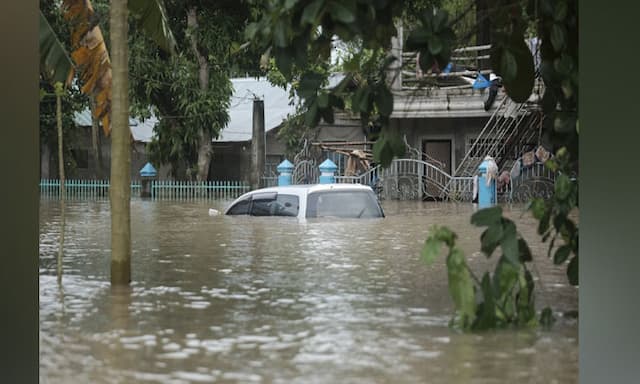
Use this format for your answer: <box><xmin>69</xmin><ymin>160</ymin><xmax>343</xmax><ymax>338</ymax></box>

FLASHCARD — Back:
<box><xmin>42</xmin><ymin>126</ymin><xmax>173</xmax><ymax>180</ymax></box>
<box><xmin>210</xmin><ymin>142</ymin><xmax>252</xmax><ymax>181</ymax></box>
<box><xmin>392</xmin><ymin>116</ymin><xmax>489</xmax><ymax>173</ymax></box>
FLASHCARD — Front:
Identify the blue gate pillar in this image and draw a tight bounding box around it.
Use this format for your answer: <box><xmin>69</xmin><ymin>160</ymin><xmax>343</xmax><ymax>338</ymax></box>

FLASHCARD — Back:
<box><xmin>139</xmin><ymin>162</ymin><xmax>157</xmax><ymax>198</ymax></box>
<box><xmin>477</xmin><ymin>156</ymin><xmax>498</xmax><ymax>208</ymax></box>
<box><xmin>318</xmin><ymin>159</ymin><xmax>338</xmax><ymax>184</ymax></box>
<box><xmin>277</xmin><ymin>159</ymin><xmax>294</xmax><ymax>186</ymax></box>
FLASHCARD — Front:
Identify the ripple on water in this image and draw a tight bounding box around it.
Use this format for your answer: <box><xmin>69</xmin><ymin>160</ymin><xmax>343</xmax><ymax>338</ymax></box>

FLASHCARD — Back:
<box><xmin>38</xmin><ymin>200</ymin><xmax>578</xmax><ymax>383</ymax></box>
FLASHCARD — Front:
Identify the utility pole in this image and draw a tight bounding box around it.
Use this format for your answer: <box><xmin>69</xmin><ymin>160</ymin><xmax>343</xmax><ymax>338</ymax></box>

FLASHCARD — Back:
<box><xmin>251</xmin><ymin>97</ymin><xmax>265</xmax><ymax>190</ymax></box>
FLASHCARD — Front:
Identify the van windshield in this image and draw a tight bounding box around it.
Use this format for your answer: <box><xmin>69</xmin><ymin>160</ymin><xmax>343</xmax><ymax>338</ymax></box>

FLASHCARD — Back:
<box><xmin>305</xmin><ymin>190</ymin><xmax>384</xmax><ymax>219</ymax></box>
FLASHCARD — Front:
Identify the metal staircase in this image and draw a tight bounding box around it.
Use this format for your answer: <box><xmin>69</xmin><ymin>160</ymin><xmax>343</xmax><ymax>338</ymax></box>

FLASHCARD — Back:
<box><xmin>438</xmin><ymin>95</ymin><xmax>543</xmax><ymax>200</ymax></box>
<box><xmin>453</xmin><ymin>97</ymin><xmax>526</xmax><ymax>176</ymax></box>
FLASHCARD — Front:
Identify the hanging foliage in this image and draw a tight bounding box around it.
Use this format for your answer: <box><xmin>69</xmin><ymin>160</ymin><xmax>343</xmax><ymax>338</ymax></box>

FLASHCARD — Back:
<box><xmin>62</xmin><ymin>0</ymin><xmax>112</xmax><ymax>136</ymax></box>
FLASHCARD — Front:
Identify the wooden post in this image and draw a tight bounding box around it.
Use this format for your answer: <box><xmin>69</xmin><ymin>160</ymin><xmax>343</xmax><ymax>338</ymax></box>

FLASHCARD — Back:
<box><xmin>110</xmin><ymin>0</ymin><xmax>132</xmax><ymax>285</ymax></box>
<box><xmin>251</xmin><ymin>98</ymin><xmax>265</xmax><ymax>190</ymax></box>
<box><xmin>55</xmin><ymin>85</ymin><xmax>65</xmax><ymax>285</ymax></box>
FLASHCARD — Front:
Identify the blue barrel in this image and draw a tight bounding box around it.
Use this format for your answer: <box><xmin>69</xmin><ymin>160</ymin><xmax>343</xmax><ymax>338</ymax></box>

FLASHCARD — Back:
<box><xmin>477</xmin><ymin>156</ymin><xmax>497</xmax><ymax>208</ymax></box>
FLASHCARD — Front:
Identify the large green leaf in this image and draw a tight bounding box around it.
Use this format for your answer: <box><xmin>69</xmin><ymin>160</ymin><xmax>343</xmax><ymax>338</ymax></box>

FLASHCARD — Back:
<box><xmin>374</xmin><ymin>84</ymin><xmax>393</xmax><ymax>117</ymax></box>
<box><xmin>447</xmin><ymin>248</ymin><xmax>476</xmax><ymax>327</ymax></box>
<box><xmin>471</xmin><ymin>206</ymin><xmax>503</xmax><ymax>226</ymax></box>
<box><xmin>553</xmin><ymin>245</ymin><xmax>571</xmax><ymax>265</ymax></box>
<box><xmin>128</xmin><ymin>0</ymin><xmax>178</xmax><ymax>54</ymax></box>
<box><xmin>500</xmin><ymin>220</ymin><xmax>519</xmax><ymax>266</ymax></box>
<box><xmin>39</xmin><ymin>10</ymin><xmax>74</xmax><ymax>86</ymax></box>
<box><xmin>473</xmin><ymin>273</ymin><xmax>497</xmax><ymax>330</ymax></box>
<box><xmin>405</xmin><ymin>28</ymin><xmax>431</xmax><ymax>51</ymax></box>
<box><xmin>480</xmin><ymin>224</ymin><xmax>503</xmax><ymax>257</ymax></box>
<box><xmin>330</xmin><ymin>2</ymin><xmax>355</xmax><ymax>24</ymax></box>
<box><xmin>504</xmin><ymin>43</ymin><xmax>535</xmax><ymax>103</ymax></box>
<box><xmin>421</xmin><ymin>235</ymin><xmax>442</xmax><ymax>264</ymax></box>
<box><xmin>301</xmin><ymin>0</ymin><xmax>325</xmax><ymax>25</ymax></box>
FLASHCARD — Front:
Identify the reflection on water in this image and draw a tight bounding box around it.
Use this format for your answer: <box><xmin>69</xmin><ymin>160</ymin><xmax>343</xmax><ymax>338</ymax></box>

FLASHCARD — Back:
<box><xmin>39</xmin><ymin>199</ymin><xmax>578</xmax><ymax>383</ymax></box>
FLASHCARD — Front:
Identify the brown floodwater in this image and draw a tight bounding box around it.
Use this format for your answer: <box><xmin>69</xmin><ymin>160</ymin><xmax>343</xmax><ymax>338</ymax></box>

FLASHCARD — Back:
<box><xmin>39</xmin><ymin>198</ymin><xmax>578</xmax><ymax>383</ymax></box>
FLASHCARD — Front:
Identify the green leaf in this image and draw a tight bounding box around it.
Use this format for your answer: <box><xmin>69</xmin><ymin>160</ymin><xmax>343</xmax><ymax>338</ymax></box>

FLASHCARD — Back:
<box><xmin>39</xmin><ymin>10</ymin><xmax>74</xmax><ymax>86</ymax></box>
<box><xmin>375</xmin><ymin>85</ymin><xmax>394</xmax><ymax>117</ymax></box>
<box><xmin>299</xmin><ymin>72</ymin><xmax>325</xmax><ymax>99</ymax></box>
<box><xmin>553</xmin><ymin>112</ymin><xmax>577</xmax><ymax>133</ymax></box>
<box><xmin>554</xmin><ymin>1</ymin><xmax>568</xmax><ymax>21</ymax></box>
<box><xmin>494</xmin><ymin>256</ymin><xmax>519</xmax><ymax>302</ymax></box>
<box><xmin>317</xmin><ymin>92</ymin><xmax>329</xmax><ymax>108</ymax></box>
<box><xmin>388</xmin><ymin>131</ymin><xmax>406</xmax><ymax>158</ymax></box>
<box><xmin>431</xmin><ymin>9</ymin><xmax>448</xmax><ymax>32</ymax></box>
<box><xmin>529</xmin><ymin>198</ymin><xmax>547</xmax><ymax>220</ymax></box>
<box><xmin>447</xmin><ymin>248</ymin><xmax>476</xmax><ymax>328</ymax></box>
<box><xmin>330</xmin><ymin>2</ymin><xmax>355</xmax><ymax>24</ymax></box>
<box><xmin>358</xmin><ymin>86</ymin><xmax>372</xmax><ymax>113</ymax></box>
<box><xmin>301</xmin><ymin>0</ymin><xmax>324</xmax><ymax>25</ymax></box>
<box><xmin>555</xmin><ymin>174</ymin><xmax>572</xmax><ymax>200</ymax></box>
<box><xmin>538</xmin><ymin>209</ymin><xmax>551</xmax><ymax>236</ymax></box>
<box><xmin>554</xmin><ymin>245</ymin><xmax>572</xmax><ymax>265</ymax></box>
<box><xmin>473</xmin><ymin>273</ymin><xmax>497</xmax><ymax>330</ymax></box>
<box><xmin>421</xmin><ymin>236</ymin><xmax>443</xmax><ymax>264</ymax></box>
<box><xmin>418</xmin><ymin>49</ymin><xmax>434</xmax><ymax>72</ymax></box>
<box><xmin>329</xmin><ymin>94</ymin><xmax>345</xmax><ymax>109</ymax></box>
<box><xmin>554</xmin><ymin>53</ymin><xmax>574</xmax><ymax>75</ymax></box>
<box><xmin>551</xmin><ymin>23</ymin><xmax>566</xmax><ymax>51</ymax></box>
<box><xmin>320</xmin><ymin>106</ymin><xmax>334</xmax><ymax>124</ymax></box>
<box><xmin>567</xmin><ymin>256</ymin><xmax>579</xmax><ymax>285</ymax></box>
<box><xmin>274</xmin><ymin>47</ymin><xmax>293</xmax><ymax>79</ymax></box>
<box><xmin>500</xmin><ymin>50</ymin><xmax>517</xmax><ymax>82</ymax></box>
<box><xmin>518</xmin><ymin>238</ymin><xmax>533</xmax><ymax>262</ymax></box>
<box><xmin>502</xmin><ymin>40</ymin><xmax>535</xmax><ymax>103</ymax></box>
<box><xmin>432</xmin><ymin>225</ymin><xmax>458</xmax><ymax>247</ymax></box>
<box><xmin>516</xmin><ymin>269</ymin><xmax>537</xmax><ymax>326</ymax></box>
<box><xmin>405</xmin><ymin>28</ymin><xmax>431</xmax><ymax>51</ymax></box>
<box><xmin>273</xmin><ymin>21</ymin><xmax>289</xmax><ymax>48</ymax></box>
<box><xmin>284</xmin><ymin>0</ymin><xmax>298</xmax><ymax>10</ymax></box>
<box><xmin>304</xmin><ymin>102</ymin><xmax>319</xmax><ymax>127</ymax></box>
<box><xmin>428</xmin><ymin>35</ymin><xmax>442</xmax><ymax>55</ymax></box>
<box><xmin>501</xmin><ymin>220</ymin><xmax>519</xmax><ymax>266</ymax></box>
<box><xmin>128</xmin><ymin>0</ymin><xmax>178</xmax><ymax>54</ymax></box>
<box><xmin>245</xmin><ymin>22</ymin><xmax>260</xmax><ymax>40</ymax></box>
<box><xmin>480</xmin><ymin>224</ymin><xmax>503</xmax><ymax>257</ymax></box>
<box><xmin>471</xmin><ymin>206</ymin><xmax>503</xmax><ymax>226</ymax></box>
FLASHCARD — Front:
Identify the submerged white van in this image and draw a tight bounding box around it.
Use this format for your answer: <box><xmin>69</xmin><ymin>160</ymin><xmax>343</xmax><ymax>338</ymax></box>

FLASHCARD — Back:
<box><xmin>222</xmin><ymin>184</ymin><xmax>384</xmax><ymax>219</ymax></box>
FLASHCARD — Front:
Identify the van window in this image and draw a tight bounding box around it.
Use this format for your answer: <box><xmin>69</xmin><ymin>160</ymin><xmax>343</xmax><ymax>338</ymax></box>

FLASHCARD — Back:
<box><xmin>250</xmin><ymin>194</ymin><xmax>299</xmax><ymax>217</ymax></box>
<box><xmin>227</xmin><ymin>198</ymin><xmax>250</xmax><ymax>215</ymax></box>
<box><xmin>306</xmin><ymin>190</ymin><xmax>384</xmax><ymax>218</ymax></box>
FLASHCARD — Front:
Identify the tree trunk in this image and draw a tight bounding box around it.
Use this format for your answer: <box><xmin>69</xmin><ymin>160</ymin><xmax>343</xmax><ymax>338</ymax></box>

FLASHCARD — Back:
<box><xmin>56</xmin><ymin>91</ymin><xmax>65</xmax><ymax>285</ymax></box>
<box><xmin>90</xmin><ymin>98</ymin><xmax>105</xmax><ymax>179</ymax></box>
<box><xmin>187</xmin><ymin>7</ymin><xmax>212</xmax><ymax>182</ymax></box>
<box><xmin>110</xmin><ymin>0</ymin><xmax>131</xmax><ymax>285</ymax></box>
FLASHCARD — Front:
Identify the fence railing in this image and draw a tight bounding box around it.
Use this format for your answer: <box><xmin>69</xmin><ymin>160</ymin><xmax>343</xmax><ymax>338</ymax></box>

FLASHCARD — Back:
<box><xmin>151</xmin><ymin>180</ymin><xmax>249</xmax><ymax>200</ymax></box>
<box><xmin>40</xmin><ymin>179</ymin><xmax>249</xmax><ymax>201</ymax></box>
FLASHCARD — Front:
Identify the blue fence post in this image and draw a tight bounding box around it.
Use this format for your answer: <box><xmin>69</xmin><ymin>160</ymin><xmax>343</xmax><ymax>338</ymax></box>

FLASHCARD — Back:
<box><xmin>478</xmin><ymin>156</ymin><xmax>498</xmax><ymax>209</ymax></box>
<box><xmin>319</xmin><ymin>159</ymin><xmax>338</xmax><ymax>184</ymax></box>
<box><xmin>277</xmin><ymin>159</ymin><xmax>294</xmax><ymax>186</ymax></box>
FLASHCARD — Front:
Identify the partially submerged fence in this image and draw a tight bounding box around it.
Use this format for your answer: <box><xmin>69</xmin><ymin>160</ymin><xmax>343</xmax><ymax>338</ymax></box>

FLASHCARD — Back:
<box><xmin>40</xmin><ymin>179</ymin><xmax>249</xmax><ymax>200</ymax></box>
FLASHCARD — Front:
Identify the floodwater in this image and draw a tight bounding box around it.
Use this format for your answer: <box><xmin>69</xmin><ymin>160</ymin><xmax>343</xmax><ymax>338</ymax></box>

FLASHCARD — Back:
<box><xmin>39</xmin><ymin>198</ymin><xmax>578</xmax><ymax>384</ymax></box>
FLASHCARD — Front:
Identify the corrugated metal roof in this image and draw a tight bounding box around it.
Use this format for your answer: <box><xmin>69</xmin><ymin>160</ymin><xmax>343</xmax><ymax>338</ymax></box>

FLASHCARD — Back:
<box><xmin>73</xmin><ymin>110</ymin><xmax>158</xmax><ymax>143</ymax></box>
<box><xmin>216</xmin><ymin>77</ymin><xmax>296</xmax><ymax>142</ymax></box>
<box><xmin>73</xmin><ymin>76</ymin><xmax>347</xmax><ymax>143</ymax></box>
